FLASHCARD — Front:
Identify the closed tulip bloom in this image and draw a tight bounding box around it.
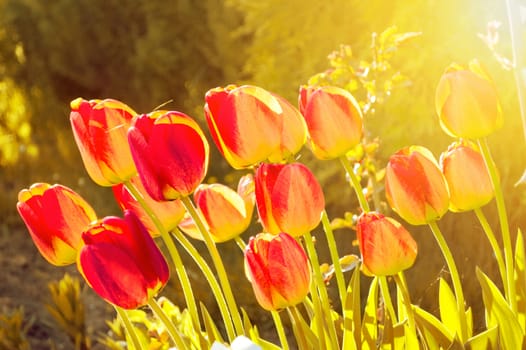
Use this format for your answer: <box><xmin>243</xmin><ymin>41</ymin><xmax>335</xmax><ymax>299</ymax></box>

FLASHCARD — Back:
<box><xmin>128</xmin><ymin>111</ymin><xmax>209</xmax><ymax>201</ymax></box>
<box><xmin>17</xmin><ymin>183</ymin><xmax>97</xmax><ymax>266</ymax></box>
<box><xmin>70</xmin><ymin>98</ymin><xmax>137</xmax><ymax>186</ymax></box>
<box><xmin>385</xmin><ymin>146</ymin><xmax>449</xmax><ymax>225</ymax></box>
<box><xmin>205</xmin><ymin>85</ymin><xmax>307</xmax><ymax>169</ymax></box>
<box><xmin>78</xmin><ymin>210</ymin><xmax>169</xmax><ymax>309</ymax></box>
<box><xmin>255</xmin><ymin>163</ymin><xmax>325</xmax><ymax>237</ymax></box>
<box><xmin>435</xmin><ymin>60</ymin><xmax>503</xmax><ymax>139</ymax></box>
<box><xmin>356</xmin><ymin>212</ymin><xmax>417</xmax><ymax>276</ymax></box>
<box><xmin>440</xmin><ymin>140</ymin><xmax>494</xmax><ymax>212</ymax></box>
<box><xmin>244</xmin><ymin>232</ymin><xmax>311</xmax><ymax>311</ymax></box>
<box><xmin>299</xmin><ymin>85</ymin><xmax>363</xmax><ymax>160</ymax></box>
<box><xmin>179</xmin><ymin>174</ymin><xmax>255</xmax><ymax>242</ymax></box>
<box><xmin>112</xmin><ymin>176</ymin><xmax>185</xmax><ymax>237</ymax></box>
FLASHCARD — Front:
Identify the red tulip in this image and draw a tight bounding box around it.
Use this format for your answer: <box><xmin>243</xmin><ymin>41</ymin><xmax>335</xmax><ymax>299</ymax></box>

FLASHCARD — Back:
<box><xmin>70</xmin><ymin>98</ymin><xmax>137</xmax><ymax>186</ymax></box>
<box><xmin>179</xmin><ymin>174</ymin><xmax>255</xmax><ymax>242</ymax></box>
<box><xmin>128</xmin><ymin>111</ymin><xmax>209</xmax><ymax>201</ymax></box>
<box><xmin>78</xmin><ymin>210</ymin><xmax>169</xmax><ymax>309</ymax></box>
<box><xmin>244</xmin><ymin>232</ymin><xmax>311</xmax><ymax>311</ymax></box>
<box><xmin>385</xmin><ymin>146</ymin><xmax>449</xmax><ymax>225</ymax></box>
<box><xmin>112</xmin><ymin>176</ymin><xmax>185</xmax><ymax>237</ymax></box>
<box><xmin>440</xmin><ymin>140</ymin><xmax>494</xmax><ymax>212</ymax></box>
<box><xmin>299</xmin><ymin>85</ymin><xmax>363</xmax><ymax>160</ymax></box>
<box><xmin>204</xmin><ymin>85</ymin><xmax>307</xmax><ymax>169</ymax></box>
<box><xmin>17</xmin><ymin>183</ymin><xmax>97</xmax><ymax>266</ymax></box>
<box><xmin>435</xmin><ymin>60</ymin><xmax>503</xmax><ymax>139</ymax></box>
<box><xmin>356</xmin><ymin>212</ymin><xmax>417</xmax><ymax>276</ymax></box>
<box><xmin>255</xmin><ymin>163</ymin><xmax>325</xmax><ymax>237</ymax></box>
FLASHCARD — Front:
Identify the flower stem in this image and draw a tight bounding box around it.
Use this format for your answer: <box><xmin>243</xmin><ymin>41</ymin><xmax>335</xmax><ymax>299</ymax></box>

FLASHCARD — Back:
<box><xmin>271</xmin><ymin>311</ymin><xmax>290</xmax><ymax>350</ymax></box>
<box><xmin>180</xmin><ymin>196</ymin><xmax>244</xmax><ymax>335</ymax></box>
<box><xmin>148</xmin><ymin>298</ymin><xmax>188</xmax><ymax>350</ymax></box>
<box><xmin>478</xmin><ymin>138</ymin><xmax>517</xmax><ymax>313</ymax></box>
<box><xmin>235</xmin><ymin>236</ymin><xmax>247</xmax><ymax>251</ymax></box>
<box><xmin>171</xmin><ymin>228</ymin><xmax>235</xmax><ymax>342</ymax></box>
<box><xmin>321</xmin><ymin>210</ymin><xmax>346</xmax><ymax>308</ymax></box>
<box><xmin>474</xmin><ymin>207</ymin><xmax>507</xmax><ymax>297</ymax></box>
<box><xmin>114</xmin><ymin>306</ymin><xmax>144</xmax><ymax>350</ymax></box>
<box><xmin>378</xmin><ymin>276</ymin><xmax>396</xmax><ymax>323</ymax></box>
<box><xmin>393</xmin><ymin>273</ymin><xmax>417</xmax><ymax>338</ymax></box>
<box><xmin>123</xmin><ymin>181</ymin><xmax>200</xmax><ymax>331</ymax></box>
<box><xmin>428</xmin><ymin>220</ymin><xmax>468</xmax><ymax>342</ymax></box>
<box><xmin>340</xmin><ymin>156</ymin><xmax>370</xmax><ymax>212</ymax></box>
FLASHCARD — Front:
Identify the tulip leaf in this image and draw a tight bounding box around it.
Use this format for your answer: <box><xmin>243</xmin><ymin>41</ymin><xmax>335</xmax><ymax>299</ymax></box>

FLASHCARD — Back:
<box><xmin>439</xmin><ymin>278</ymin><xmax>461</xmax><ymax>339</ymax></box>
<box><xmin>465</xmin><ymin>325</ymin><xmax>498</xmax><ymax>350</ymax></box>
<box><xmin>476</xmin><ymin>267</ymin><xmax>524</xmax><ymax>349</ymax></box>
<box><xmin>200</xmin><ymin>302</ymin><xmax>223</xmax><ymax>346</ymax></box>
<box><xmin>515</xmin><ymin>229</ymin><xmax>526</xmax><ymax>330</ymax></box>
<box><xmin>361</xmin><ymin>276</ymin><xmax>379</xmax><ymax>350</ymax></box>
<box><xmin>413</xmin><ymin>305</ymin><xmax>453</xmax><ymax>349</ymax></box>
<box><xmin>342</xmin><ymin>265</ymin><xmax>361</xmax><ymax>350</ymax></box>
<box><xmin>289</xmin><ymin>306</ymin><xmax>319</xmax><ymax>349</ymax></box>
<box><xmin>380</xmin><ymin>316</ymin><xmax>406</xmax><ymax>349</ymax></box>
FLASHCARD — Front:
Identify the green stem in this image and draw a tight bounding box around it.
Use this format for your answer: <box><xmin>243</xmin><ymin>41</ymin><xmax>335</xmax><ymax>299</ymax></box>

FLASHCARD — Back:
<box><xmin>428</xmin><ymin>221</ymin><xmax>468</xmax><ymax>342</ymax></box>
<box><xmin>303</xmin><ymin>231</ymin><xmax>340</xmax><ymax>349</ymax></box>
<box><xmin>123</xmin><ymin>181</ymin><xmax>200</xmax><ymax>331</ymax></box>
<box><xmin>340</xmin><ymin>156</ymin><xmax>371</xmax><ymax>212</ymax></box>
<box><xmin>393</xmin><ymin>273</ymin><xmax>417</xmax><ymax>338</ymax></box>
<box><xmin>114</xmin><ymin>306</ymin><xmax>144</xmax><ymax>350</ymax></box>
<box><xmin>180</xmin><ymin>196</ymin><xmax>244</xmax><ymax>335</ymax></box>
<box><xmin>171</xmin><ymin>228</ymin><xmax>235</xmax><ymax>342</ymax></box>
<box><xmin>271</xmin><ymin>311</ymin><xmax>290</xmax><ymax>350</ymax></box>
<box><xmin>474</xmin><ymin>207</ymin><xmax>507</xmax><ymax>297</ymax></box>
<box><xmin>478</xmin><ymin>138</ymin><xmax>517</xmax><ymax>312</ymax></box>
<box><xmin>321</xmin><ymin>210</ymin><xmax>346</xmax><ymax>308</ymax></box>
<box><xmin>378</xmin><ymin>276</ymin><xmax>396</xmax><ymax>323</ymax></box>
<box><xmin>148</xmin><ymin>299</ymin><xmax>188</xmax><ymax>350</ymax></box>
<box><xmin>235</xmin><ymin>236</ymin><xmax>247</xmax><ymax>251</ymax></box>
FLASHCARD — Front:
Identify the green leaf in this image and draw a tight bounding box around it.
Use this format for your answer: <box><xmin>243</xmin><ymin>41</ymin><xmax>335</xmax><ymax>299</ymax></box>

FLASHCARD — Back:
<box><xmin>465</xmin><ymin>325</ymin><xmax>498</xmax><ymax>350</ymax></box>
<box><xmin>200</xmin><ymin>302</ymin><xmax>222</xmax><ymax>346</ymax></box>
<box><xmin>476</xmin><ymin>267</ymin><xmax>524</xmax><ymax>349</ymax></box>
<box><xmin>361</xmin><ymin>277</ymin><xmax>379</xmax><ymax>350</ymax></box>
<box><xmin>439</xmin><ymin>278</ymin><xmax>461</xmax><ymax>339</ymax></box>
<box><xmin>342</xmin><ymin>266</ymin><xmax>361</xmax><ymax>350</ymax></box>
<box><xmin>515</xmin><ymin>229</ymin><xmax>526</xmax><ymax>330</ymax></box>
<box><xmin>413</xmin><ymin>305</ymin><xmax>453</xmax><ymax>349</ymax></box>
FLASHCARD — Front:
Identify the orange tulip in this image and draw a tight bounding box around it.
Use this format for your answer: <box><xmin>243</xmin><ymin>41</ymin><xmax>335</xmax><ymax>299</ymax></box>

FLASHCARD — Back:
<box><xmin>128</xmin><ymin>110</ymin><xmax>209</xmax><ymax>201</ymax></box>
<box><xmin>299</xmin><ymin>85</ymin><xmax>363</xmax><ymax>160</ymax></box>
<box><xmin>204</xmin><ymin>85</ymin><xmax>307</xmax><ymax>169</ymax></box>
<box><xmin>435</xmin><ymin>60</ymin><xmax>503</xmax><ymax>139</ymax></box>
<box><xmin>17</xmin><ymin>183</ymin><xmax>97</xmax><ymax>266</ymax></box>
<box><xmin>255</xmin><ymin>162</ymin><xmax>325</xmax><ymax>237</ymax></box>
<box><xmin>70</xmin><ymin>98</ymin><xmax>137</xmax><ymax>186</ymax></box>
<box><xmin>78</xmin><ymin>210</ymin><xmax>169</xmax><ymax>309</ymax></box>
<box><xmin>385</xmin><ymin>146</ymin><xmax>449</xmax><ymax>225</ymax></box>
<box><xmin>440</xmin><ymin>140</ymin><xmax>494</xmax><ymax>212</ymax></box>
<box><xmin>356</xmin><ymin>212</ymin><xmax>417</xmax><ymax>276</ymax></box>
<box><xmin>244</xmin><ymin>232</ymin><xmax>311</xmax><ymax>311</ymax></box>
<box><xmin>112</xmin><ymin>176</ymin><xmax>186</xmax><ymax>236</ymax></box>
<box><xmin>179</xmin><ymin>174</ymin><xmax>255</xmax><ymax>242</ymax></box>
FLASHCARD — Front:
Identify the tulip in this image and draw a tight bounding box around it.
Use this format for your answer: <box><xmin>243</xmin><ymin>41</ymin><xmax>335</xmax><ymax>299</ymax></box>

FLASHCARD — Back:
<box><xmin>385</xmin><ymin>146</ymin><xmax>449</xmax><ymax>225</ymax></box>
<box><xmin>128</xmin><ymin>110</ymin><xmax>209</xmax><ymax>201</ymax></box>
<box><xmin>255</xmin><ymin>162</ymin><xmax>325</xmax><ymax>237</ymax></box>
<box><xmin>112</xmin><ymin>176</ymin><xmax>186</xmax><ymax>236</ymax></box>
<box><xmin>440</xmin><ymin>140</ymin><xmax>494</xmax><ymax>212</ymax></box>
<box><xmin>179</xmin><ymin>174</ymin><xmax>255</xmax><ymax>242</ymax></box>
<box><xmin>17</xmin><ymin>183</ymin><xmax>97</xmax><ymax>266</ymax></box>
<box><xmin>204</xmin><ymin>85</ymin><xmax>307</xmax><ymax>169</ymax></box>
<box><xmin>244</xmin><ymin>232</ymin><xmax>311</xmax><ymax>311</ymax></box>
<box><xmin>70</xmin><ymin>98</ymin><xmax>137</xmax><ymax>186</ymax></box>
<box><xmin>435</xmin><ymin>60</ymin><xmax>503</xmax><ymax>139</ymax></box>
<box><xmin>356</xmin><ymin>212</ymin><xmax>417</xmax><ymax>276</ymax></box>
<box><xmin>299</xmin><ymin>85</ymin><xmax>363</xmax><ymax>160</ymax></box>
<box><xmin>78</xmin><ymin>210</ymin><xmax>169</xmax><ymax>309</ymax></box>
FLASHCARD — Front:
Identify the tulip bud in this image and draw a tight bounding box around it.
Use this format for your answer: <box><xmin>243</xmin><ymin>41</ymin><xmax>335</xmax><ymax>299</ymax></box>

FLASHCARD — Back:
<box><xmin>255</xmin><ymin>163</ymin><xmax>325</xmax><ymax>237</ymax></box>
<box><xmin>17</xmin><ymin>183</ymin><xmax>97</xmax><ymax>266</ymax></box>
<box><xmin>440</xmin><ymin>140</ymin><xmax>494</xmax><ymax>212</ymax></box>
<box><xmin>78</xmin><ymin>210</ymin><xmax>169</xmax><ymax>309</ymax></box>
<box><xmin>244</xmin><ymin>232</ymin><xmax>311</xmax><ymax>311</ymax></box>
<box><xmin>204</xmin><ymin>85</ymin><xmax>307</xmax><ymax>169</ymax></box>
<box><xmin>128</xmin><ymin>111</ymin><xmax>209</xmax><ymax>201</ymax></box>
<box><xmin>70</xmin><ymin>98</ymin><xmax>137</xmax><ymax>186</ymax></box>
<box><xmin>435</xmin><ymin>60</ymin><xmax>503</xmax><ymax>139</ymax></box>
<box><xmin>112</xmin><ymin>176</ymin><xmax>186</xmax><ymax>236</ymax></box>
<box><xmin>356</xmin><ymin>212</ymin><xmax>417</xmax><ymax>276</ymax></box>
<box><xmin>299</xmin><ymin>85</ymin><xmax>363</xmax><ymax>160</ymax></box>
<box><xmin>179</xmin><ymin>174</ymin><xmax>255</xmax><ymax>242</ymax></box>
<box><xmin>385</xmin><ymin>146</ymin><xmax>449</xmax><ymax>225</ymax></box>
